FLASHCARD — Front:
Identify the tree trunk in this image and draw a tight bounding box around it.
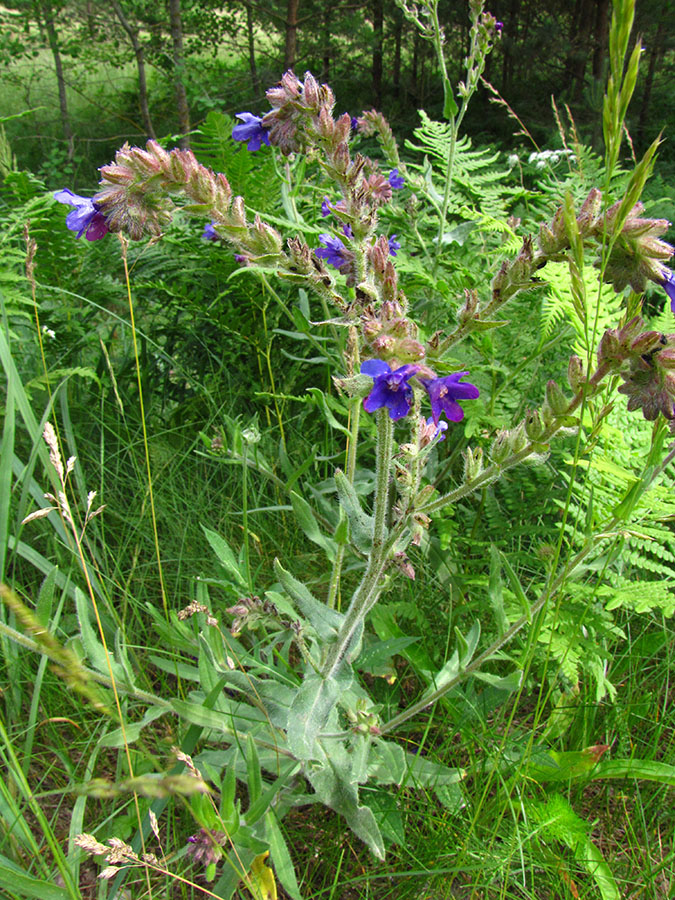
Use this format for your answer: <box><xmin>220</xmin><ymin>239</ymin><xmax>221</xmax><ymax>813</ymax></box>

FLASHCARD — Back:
<box><xmin>372</xmin><ymin>0</ymin><xmax>383</xmax><ymax>107</ymax></box>
<box><xmin>637</xmin><ymin>16</ymin><xmax>665</xmax><ymax>148</ymax></box>
<box><xmin>392</xmin><ymin>6</ymin><xmax>402</xmax><ymax>93</ymax></box>
<box><xmin>284</xmin><ymin>0</ymin><xmax>299</xmax><ymax>72</ymax></box>
<box><xmin>246</xmin><ymin>0</ymin><xmax>260</xmax><ymax>95</ymax></box>
<box><xmin>591</xmin><ymin>0</ymin><xmax>610</xmax><ymax>80</ymax></box>
<box><xmin>112</xmin><ymin>0</ymin><xmax>156</xmax><ymax>139</ymax></box>
<box><xmin>321</xmin><ymin>3</ymin><xmax>331</xmax><ymax>83</ymax></box>
<box><xmin>39</xmin><ymin>0</ymin><xmax>74</xmax><ymax>161</ymax></box>
<box><xmin>167</xmin><ymin>0</ymin><xmax>190</xmax><ymax>149</ymax></box>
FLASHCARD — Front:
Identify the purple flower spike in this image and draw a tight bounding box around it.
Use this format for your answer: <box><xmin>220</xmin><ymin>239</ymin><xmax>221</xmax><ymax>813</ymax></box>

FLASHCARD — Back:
<box><xmin>422</xmin><ymin>372</ymin><xmax>480</xmax><ymax>425</ymax></box>
<box><xmin>388</xmin><ymin>234</ymin><xmax>401</xmax><ymax>256</ymax></box>
<box><xmin>661</xmin><ymin>270</ymin><xmax>675</xmax><ymax>313</ymax></box>
<box><xmin>54</xmin><ymin>189</ymin><xmax>110</xmax><ymax>241</ymax></box>
<box><xmin>232</xmin><ymin>112</ymin><xmax>271</xmax><ymax>151</ymax></box>
<box><xmin>315</xmin><ymin>233</ymin><xmax>347</xmax><ymax>269</ymax></box>
<box><xmin>202</xmin><ymin>222</ymin><xmax>218</xmax><ymax>240</ymax></box>
<box><xmin>388</xmin><ymin>169</ymin><xmax>404</xmax><ymax>190</ymax></box>
<box><xmin>361</xmin><ymin>359</ymin><xmax>421</xmax><ymax>421</ymax></box>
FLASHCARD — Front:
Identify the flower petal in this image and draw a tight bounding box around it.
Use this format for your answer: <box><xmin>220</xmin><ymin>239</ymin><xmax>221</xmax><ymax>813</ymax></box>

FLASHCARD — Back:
<box><xmin>361</xmin><ymin>359</ymin><xmax>391</xmax><ymax>378</ymax></box>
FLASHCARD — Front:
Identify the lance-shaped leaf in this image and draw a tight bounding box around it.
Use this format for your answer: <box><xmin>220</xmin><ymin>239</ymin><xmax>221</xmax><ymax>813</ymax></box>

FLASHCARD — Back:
<box><xmin>334</xmin><ymin>469</ymin><xmax>374</xmax><ymax>554</ymax></box>
<box><xmin>307</xmin><ymin>752</ymin><xmax>385</xmax><ymax>859</ymax></box>
<box><xmin>273</xmin><ymin>559</ymin><xmax>343</xmax><ymax>641</ymax></box>
<box><xmin>290</xmin><ymin>491</ymin><xmax>337</xmax><ymax>562</ymax></box>
<box><xmin>286</xmin><ymin>670</ymin><xmax>350</xmax><ymax>760</ymax></box>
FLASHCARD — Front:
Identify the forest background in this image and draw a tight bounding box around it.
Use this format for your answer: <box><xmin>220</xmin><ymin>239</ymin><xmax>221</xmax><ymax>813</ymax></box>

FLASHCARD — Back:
<box><xmin>2</xmin><ymin>1</ymin><xmax>675</xmax><ymax>900</ymax></box>
<box><xmin>0</xmin><ymin>0</ymin><xmax>673</xmax><ymax>182</ymax></box>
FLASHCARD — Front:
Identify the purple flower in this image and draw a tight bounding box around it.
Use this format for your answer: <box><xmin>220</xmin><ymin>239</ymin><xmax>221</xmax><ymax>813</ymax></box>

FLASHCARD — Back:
<box><xmin>202</xmin><ymin>222</ymin><xmax>218</xmax><ymax>240</ymax></box>
<box><xmin>321</xmin><ymin>197</ymin><xmax>333</xmax><ymax>217</ymax></box>
<box><xmin>426</xmin><ymin>416</ymin><xmax>448</xmax><ymax>442</ymax></box>
<box><xmin>342</xmin><ymin>223</ymin><xmax>353</xmax><ymax>239</ymax></box>
<box><xmin>361</xmin><ymin>359</ymin><xmax>421</xmax><ymax>421</ymax></box>
<box><xmin>495</xmin><ymin>20</ymin><xmax>504</xmax><ymax>34</ymax></box>
<box><xmin>388</xmin><ymin>169</ymin><xmax>404</xmax><ymax>190</ymax></box>
<box><xmin>422</xmin><ymin>372</ymin><xmax>480</xmax><ymax>425</ymax></box>
<box><xmin>350</xmin><ymin>116</ymin><xmax>359</xmax><ymax>133</ymax></box>
<box><xmin>232</xmin><ymin>112</ymin><xmax>271</xmax><ymax>151</ymax></box>
<box><xmin>53</xmin><ymin>189</ymin><xmax>109</xmax><ymax>241</ymax></box>
<box><xmin>388</xmin><ymin>234</ymin><xmax>401</xmax><ymax>256</ymax></box>
<box><xmin>661</xmin><ymin>270</ymin><xmax>675</xmax><ymax>313</ymax></box>
<box><xmin>316</xmin><ymin>233</ymin><xmax>348</xmax><ymax>269</ymax></box>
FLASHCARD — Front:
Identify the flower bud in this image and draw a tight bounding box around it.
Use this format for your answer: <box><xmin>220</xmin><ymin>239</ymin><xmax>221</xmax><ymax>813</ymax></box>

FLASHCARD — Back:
<box><xmin>545</xmin><ymin>380</ymin><xmax>570</xmax><ymax>416</ymax></box>
<box><xmin>463</xmin><ymin>446</ymin><xmax>484</xmax><ymax>482</ymax></box>
<box><xmin>576</xmin><ymin>188</ymin><xmax>601</xmax><ymax>236</ymax></box>
<box><xmin>524</xmin><ymin>409</ymin><xmax>544</xmax><ymax>440</ymax></box>
<box><xmin>567</xmin><ymin>355</ymin><xmax>586</xmax><ymax>392</ymax></box>
<box><xmin>507</xmin><ymin>421</ymin><xmax>528</xmax><ymax>453</ymax></box>
<box><xmin>490</xmin><ymin>431</ymin><xmax>510</xmax><ymax>464</ymax></box>
<box><xmin>458</xmin><ymin>289</ymin><xmax>479</xmax><ymax>324</ymax></box>
<box><xmin>630</xmin><ymin>331</ymin><xmax>665</xmax><ymax>356</ymax></box>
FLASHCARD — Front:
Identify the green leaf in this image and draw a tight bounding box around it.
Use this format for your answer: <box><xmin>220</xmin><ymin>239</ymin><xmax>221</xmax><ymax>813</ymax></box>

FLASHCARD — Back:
<box><xmin>273</xmin><ymin>559</ymin><xmax>343</xmax><ymax>640</ymax></box>
<box><xmin>404</xmin><ymin>752</ymin><xmax>466</xmax><ymax>787</ymax></box>
<box><xmin>290</xmin><ymin>491</ymin><xmax>337</xmax><ymax>562</ymax></box>
<box><xmin>592</xmin><ymin>758</ymin><xmax>675</xmax><ymax>787</ymax></box>
<box><xmin>202</xmin><ymin>526</ymin><xmax>248</xmax><ymax>589</ymax></box>
<box><xmin>75</xmin><ymin>588</ymin><xmax>126</xmax><ymax>684</ymax></box>
<box><xmin>307</xmin><ymin>387</ymin><xmax>351</xmax><ymax>436</ymax></box>
<box><xmin>265</xmin><ymin>811</ymin><xmax>302</xmax><ymax>900</ymax></box>
<box><xmin>98</xmin><ymin>707</ymin><xmax>167</xmax><ymax>749</ymax></box>
<box><xmin>246</xmin><ymin>736</ymin><xmax>262</xmax><ymax>806</ymax></box>
<box><xmin>0</xmin><ymin>857</ymin><xmax>70</xmax><ymax>900</ymax></box>
<box><xmin>286</xmin><ymin>672</ymin><xmax>345</xmax><ymax>760</ymax></box>
<box><xmin>368</xmin><ymin>740</ymin><xmax>407</xmax><ymax>785</ymax></box>
<box><xmin>334</xmin><ymin>469</ymin><xmax>374</xmax><ymax>554</ymax></box>
<box><xmin>308</xmin><ymin>757</ymin><xmax>385</xmax><ymax>859</ymax></box>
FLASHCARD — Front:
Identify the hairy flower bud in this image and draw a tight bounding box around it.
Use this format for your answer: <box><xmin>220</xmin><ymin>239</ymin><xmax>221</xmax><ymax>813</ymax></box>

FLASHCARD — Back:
<box><xmin>524</xmin><ymin>408</ymin><xmax>544</xmax><ymax>441</ymax></box>
<box><xmin>567</xmin><ymin>355</ymin><xmax>586</xmax><ymax>392</ymax></box>
<box><xmin>545</xmin><ymin>380</ymin><xmax>570</xmax><ymax>416</ymax></box>
<box><xmin>489</xmin><ymin>431</ymin><xmax>510</xmax><ymax>463</ymax></box>
<box><xmin>463</xmin><ymin>445</ymin><xmax>484</xmax><ymax>482</ymax></box>
<box><xmin>576</xmin><ymin>188</ymin><xmax>602</xmax><ymax>236</ymax></box>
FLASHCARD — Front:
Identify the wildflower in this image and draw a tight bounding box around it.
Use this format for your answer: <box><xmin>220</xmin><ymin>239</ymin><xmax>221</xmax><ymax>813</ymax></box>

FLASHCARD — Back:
<box><xmin>361</xmin><ymin>359</ymin><xmax>421</xmax><ymax>420</ymax></box>
<box><xmin>315</xmin><ymin>233</ymin><xmax>348</xmax><ymax>269</ymax></box>
<box><xmin>232</xmin><ymin>112</ymin><xmax>271</xmax><ymax>151</ymax></box>
<box><xmin>661</xmin><ymin>270</ymin><xmax>675</xmax><ymax>313</ymax></box>
<box><xmin>202</xmin><ymin>222</ymin><xmax>218</xmax><ymax>240</ymax></box>
<box><xmin>427</xmin><ymin>416</ymin><xmax>448</xmax><ymax>441</ymax></box>
<box><xmin>421</xmin><ymin>372</ymin><xmax>480</xmax><ymax>425</ymax></box>
<box><xmin>321</xmin><ymin>197</ymin><xmax>332</xmax><ymax>217</ymax></box>
<box><xmin>388</xmin><ymin>235</ymin><xmax>401</xmax><ymax>256</ymax></box>
<box><xmin>54</xmin><ymin>189</ymin><xmax>110</xmax><ymax>241</ymax></box>
<box><xmin>495</xmin><ymin>20</ymin><xmax>504</xmax><ymax>33</ymax></box>
<box><xmin>350</xmin><ymin>116</ymin><xmax>359</xmax><ymax>133</ymax></box>
<box><xmin>388</xmin><ymin>169</ymin><xmax>404</xmax><ymax>189</ymax></box>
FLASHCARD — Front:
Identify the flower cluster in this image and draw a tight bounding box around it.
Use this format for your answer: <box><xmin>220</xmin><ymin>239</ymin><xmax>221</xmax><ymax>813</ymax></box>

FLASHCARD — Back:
<box><xmin>360</xmin><ymin>360</ymin><xmax>480</xmax><ymax>424</ymax></box>
<box><xmin>54</xmin><ymin>189</ymin><xmax>110</xmax><ymax>241</ymax></box>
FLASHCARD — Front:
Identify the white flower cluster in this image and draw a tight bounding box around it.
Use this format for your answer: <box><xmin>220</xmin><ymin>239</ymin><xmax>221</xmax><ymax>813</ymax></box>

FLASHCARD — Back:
<box><xmin>527</xmin><ymin>148</ymin><xmax>575</xmax><ymax>170</ymax></box>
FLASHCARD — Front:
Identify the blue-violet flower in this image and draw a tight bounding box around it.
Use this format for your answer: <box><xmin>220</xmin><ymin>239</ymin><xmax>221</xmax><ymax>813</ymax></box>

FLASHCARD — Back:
<box><xmin>388</xmin><ymin>235</ymin><xmax>401</xmax><ymax>256</ymax></box>
<box><xmin>361</xmin><ymin>359</ymin><xmax>421</xmax><ymax>420</ymax></box>
<box><xmin>202</xmin><ymin>222</ymin><xmax>218</xmax><ymax>240</ymax></box>
<box><xmin>232</xmin><ymin>113</ymin><xmax>271</xmax><ymax>151</ymax></box>
<box><xmin>321</xmin><ymin>197</ymin><xmax>333</xmax><ymax>217</ymax></box>
<box><xmin>54</xmin><ymin>189</ymin><xmax>110</xmax><ymax>241</ymax></box>
<box><xmin>422</xmin><ymin>372</ymin><xmax>480</xmax><ymax>425</ymax></box>
<box><xmin>316</xmin><ymin>233</ymin><xmax>348</xmax><ymax>269</ymax></box>
<box><xmin>426</xmin><ymin>416</ymin><xmax>448</xmax><ymax>441</ymax></box>
<box><xmin>388</xmin><ymin>169</ymin><xmax>404</xmax><ymax>189</ymax></box>
<box><xmin>661</xmin><ymin>270</ymin><xmax>675</xmax><ymax>313</ymax></box>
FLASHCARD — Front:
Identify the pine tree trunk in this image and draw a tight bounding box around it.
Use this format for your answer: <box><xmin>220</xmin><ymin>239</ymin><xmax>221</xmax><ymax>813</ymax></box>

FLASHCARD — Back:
<box><xmin>284</xmin><ymin>0</ymin><xmax>299</xmax><ymax>72</ymax></box>
<box><xmin>392</xmin><ymin>6</ymin><xmax>402</xmax><ymax>93</ymax></box>
<box><xmin>637</xmin><ymin>17</ymin><xmax>665</xmax><ymax>148</ymax></box>
<box><xmin>168</xmin><ymin>0</ymin><xmax>190</xmax><ymax>149</ymax></box>
<box><xmin>372</xmin><ymin>0</ymin><xmax>383</xmax><ymax>107</ymax></box>
<box><xmin>321</xmin><ymin>3</ymin><xmax>331</xmax><ymax>83</ymax></box>
<box><xmin>112</xmin><ymin>0</ymin><xmax>156</xmax><ymax>139</ymax></box>
<box><xmin>39</xmin><ymin>0</ymin><xmax>74</xmax><ymax>161</ymax></box>
<box><xmin>246</xmin><ymin>0</ymin><xmax>260</xmax><ymax>95</ymax></box>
